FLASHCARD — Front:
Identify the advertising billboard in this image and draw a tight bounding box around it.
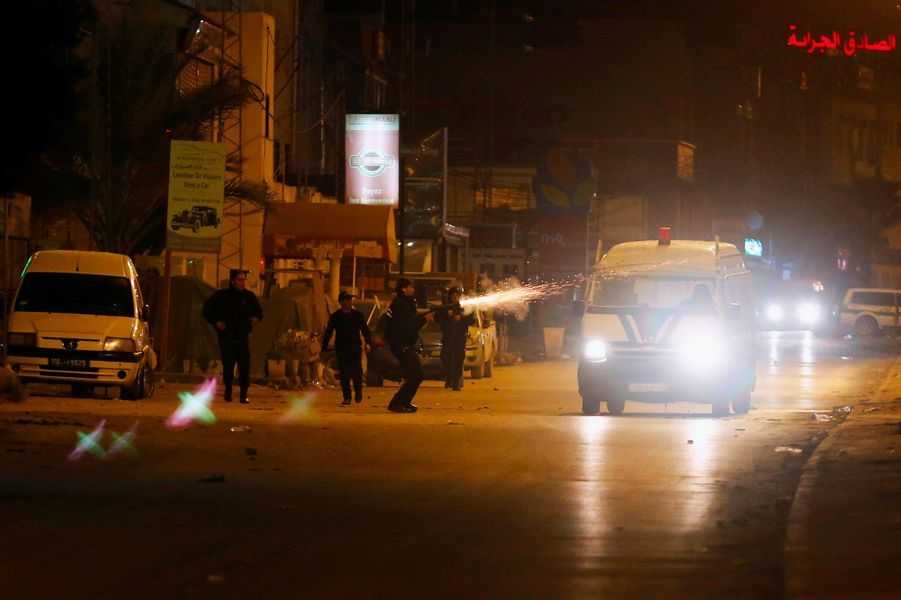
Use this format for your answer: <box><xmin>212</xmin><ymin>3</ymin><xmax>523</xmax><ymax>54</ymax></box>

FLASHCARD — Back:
<box><xmin>166</xmin><ymin>140</ymin><xmax>227</xmax><ymax>253</ymax></box>
<box><xmin>346</xmin><ymin>114</ymin><xmax>399</xmax><ymax>206</ymax></box>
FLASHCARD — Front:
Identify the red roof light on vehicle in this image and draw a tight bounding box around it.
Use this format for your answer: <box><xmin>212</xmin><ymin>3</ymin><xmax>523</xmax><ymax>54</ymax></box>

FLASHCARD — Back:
<box><xmin>658</xmin><ymin>226</ymin><xmax>672</xmax><ymax>246</ymax></box>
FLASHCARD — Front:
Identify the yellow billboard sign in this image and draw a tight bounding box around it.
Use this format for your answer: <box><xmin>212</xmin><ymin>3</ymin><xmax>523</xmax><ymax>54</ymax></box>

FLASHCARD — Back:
<box><xmin>166</xmin><ymin>140</ymin><xmax>227</xmax><ymax>252</ymax></box>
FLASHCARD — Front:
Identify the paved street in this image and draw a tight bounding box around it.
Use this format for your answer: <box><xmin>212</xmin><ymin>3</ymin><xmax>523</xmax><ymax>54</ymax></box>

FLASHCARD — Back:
<box><xmin>0</xmin><ymin>332</ymin><xmax>895</xmax><ymax>599</ymax></box>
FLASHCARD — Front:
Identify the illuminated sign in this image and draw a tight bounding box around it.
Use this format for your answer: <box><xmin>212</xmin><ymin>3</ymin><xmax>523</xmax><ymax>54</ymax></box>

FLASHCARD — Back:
<box><xmin>787</xmin><ymin>25</ymin><xmax>896</xmax><ymax>56</ymax></box>
<box><xmin>346</xmin><ymin>114</ymin><xmax>399</xmax><ymax>206</ymax></box>
<box><xmin>744</xmin><ymin>237</ymin><xmax>764</xmax><ymax>258</ymax></box>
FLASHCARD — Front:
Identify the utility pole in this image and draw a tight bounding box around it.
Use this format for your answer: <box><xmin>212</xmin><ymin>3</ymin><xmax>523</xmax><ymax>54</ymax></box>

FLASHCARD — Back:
<box><xmin>487</xmin><ymin>0</ymin><xmax>496</xmax><ymax>212</ymax></box>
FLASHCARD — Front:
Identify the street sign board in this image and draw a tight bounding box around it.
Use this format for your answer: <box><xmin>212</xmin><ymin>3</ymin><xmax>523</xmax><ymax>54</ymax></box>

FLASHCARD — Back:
<box><xmin>166</xmin><ymin>140</ymin><xmax>227</xmax><ymax>252</ymax></box>
<box><xmin>346</xmin><ymin>114</ymin><xmax>400</xmax><ymax>206</ymax></box>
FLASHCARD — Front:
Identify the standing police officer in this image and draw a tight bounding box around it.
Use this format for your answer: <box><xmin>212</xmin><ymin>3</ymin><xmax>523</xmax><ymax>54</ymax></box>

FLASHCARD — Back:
<box><xmin>203</xmin><ymin>269</ymin><xmax>263</xmax><ymax>404</ymax></box>
<box><xmin>436</xmin><ymin>287</ymin><xmax>475</xmax><ymax>391</ymax></box>
<box><xmin>386</xmin><ymin>278</ymin><xmax>433</xmax><ymax>413</ymax></box>
<box><xmin>323</xmin><ymin>291</ymin><xmax>372</xmax><ymax>405</ymax></box>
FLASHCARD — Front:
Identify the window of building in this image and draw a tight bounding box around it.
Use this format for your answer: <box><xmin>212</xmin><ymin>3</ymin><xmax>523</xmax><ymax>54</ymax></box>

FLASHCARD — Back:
<box><xmin>474</xmin><ymin>184</ymin><xmax>531</xmax><ymax>211</ymax></box>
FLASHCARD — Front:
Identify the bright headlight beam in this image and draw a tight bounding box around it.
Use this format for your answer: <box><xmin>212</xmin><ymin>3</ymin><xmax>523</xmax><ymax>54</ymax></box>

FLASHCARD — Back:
<box><xmin>583</xmin><ymin>339</ymin><xmax>607</xmax><ymax>362</ymax></box>
<box><xmin>797</xmin><ymin>302</ymin><xmax>821</xmax><ymax>325</ymax></box>
<box><xmin>766</xmin><ymin>304</ymin><xmax>784</xmax><ymax>322</ymax></box>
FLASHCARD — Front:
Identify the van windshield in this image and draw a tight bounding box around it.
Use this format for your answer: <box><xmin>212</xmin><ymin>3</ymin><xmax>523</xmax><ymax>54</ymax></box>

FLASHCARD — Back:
<box><xmin>15</xmin><ymin>273</ymin><xmax>134</xmax><ymax>317</ymax></box>
<box><xmin>590</xmin><ymin>276</ymin><xmax>715</xmax><ymax>309</ymax></box>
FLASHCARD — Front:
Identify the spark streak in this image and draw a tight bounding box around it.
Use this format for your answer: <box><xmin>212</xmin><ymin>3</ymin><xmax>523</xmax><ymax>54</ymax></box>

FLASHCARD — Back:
<box><xmin>460</xmin><ymin>278</ymin><xmax>580</xmax><ymax>318</ymax></box>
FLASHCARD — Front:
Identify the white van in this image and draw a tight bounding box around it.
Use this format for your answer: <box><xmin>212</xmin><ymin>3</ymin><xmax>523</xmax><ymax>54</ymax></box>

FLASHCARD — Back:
<box><xmin>6</xmin><ymin>251</ymin><xmax>156</xmax><ymax>399</ymax></box>
<box><xmin>578</xmin><ymin>238</ymin><xmax>755</xmax><ymax>416</ymax></box>
<box><xmin>838</xmin><ymin>288</ymin><xmax>901</xmax><ymax>336</ymax></box>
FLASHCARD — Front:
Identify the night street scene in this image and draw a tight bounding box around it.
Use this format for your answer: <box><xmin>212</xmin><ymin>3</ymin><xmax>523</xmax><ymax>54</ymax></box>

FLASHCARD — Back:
<box><xmin>6</xmin><ymin>1</ymin><xmax>901</xmax><ymax>598</ymax></box>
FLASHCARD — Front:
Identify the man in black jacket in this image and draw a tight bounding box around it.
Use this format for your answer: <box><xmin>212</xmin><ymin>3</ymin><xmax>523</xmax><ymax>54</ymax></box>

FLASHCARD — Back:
<box><xmin>436</xmin><ymin>287</ymin><xmax>475</xmax><ymax>391</ymax></box>
<box><xmin>323</xmin><ymin>291</ymin><xmax>372</xmax><ymax>405</ymax></box>
<box><xmin>202</xmin><ymin>269</ymin><xmax>263</xmax><ymax>404</ymax></box>
<box><xmin>386</xmin><ymin>278</ymin><xmax>433</xmax><ymax>413</ymax></box>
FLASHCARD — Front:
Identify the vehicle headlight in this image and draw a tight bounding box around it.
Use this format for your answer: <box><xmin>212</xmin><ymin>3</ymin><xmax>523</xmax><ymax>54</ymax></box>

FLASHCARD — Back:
<box><xmin>104</xmin><ymin>338</ymin><xmax>136</xmax><ymax>352</ymax></box>
<box><xmin>797</xmin><ymin>302</ymin><xmax>821</xmax><ymax>325</ymax></box>
<box><xmin>583</xmin><ymin>338</ymin><xmax>608</xmax><ymax>363</ymax></box>
<box><xmin>7</xmin><ymin>332</ymin><xmax>36</xmax><ymax>347</ymax></box>
<box><xmin>765</xmin><ymin>304</ymin><xmax>783</xmax><ymax>322</ymax></box>
<box><xmin>677</xmin><ymin>329</ymin><xmax>727</xmax><ymax>374</ymax></box>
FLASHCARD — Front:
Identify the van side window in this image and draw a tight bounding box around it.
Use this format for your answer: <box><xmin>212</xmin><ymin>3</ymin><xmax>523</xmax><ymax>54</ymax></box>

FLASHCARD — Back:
<box><xmin>851</xmin><ymin>292</ymin><xmax>895</xmax><ymax>307</ymax></box>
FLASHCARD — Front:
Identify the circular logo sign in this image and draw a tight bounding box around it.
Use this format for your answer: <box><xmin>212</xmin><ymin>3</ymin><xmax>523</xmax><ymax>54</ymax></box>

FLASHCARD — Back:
<box><xmin>349</xmin><ymin>150</ymin><xmax>396</xmax><ymax>177</ymax></box>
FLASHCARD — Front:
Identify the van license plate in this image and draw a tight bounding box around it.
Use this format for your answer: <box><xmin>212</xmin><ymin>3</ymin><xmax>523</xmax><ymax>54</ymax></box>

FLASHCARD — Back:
<box><xmin>49</xmin><ymin>358</ymin><xmax>88</xmax><ymax>369</ymax></box>
<box><xmin>629</xmin><ymin>383</ymin><xmax>667</xmax><ymax>393</ymax></box>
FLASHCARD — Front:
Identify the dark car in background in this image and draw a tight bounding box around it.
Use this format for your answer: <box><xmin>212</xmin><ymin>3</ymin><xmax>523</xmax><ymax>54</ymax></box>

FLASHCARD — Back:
<box><xmin>170</xmin><ymin>206</ymin><xmax>220</xmax><ymax>233</ymax></box>
<box><xmin>365</xmin><ymin>307</ymin><xmax>497</xmax><ymax>386</ymax></box>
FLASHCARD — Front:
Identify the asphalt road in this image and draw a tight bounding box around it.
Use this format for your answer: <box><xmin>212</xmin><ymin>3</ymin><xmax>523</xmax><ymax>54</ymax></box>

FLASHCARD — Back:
<box><xmin>0</xmin><ymin>332</ymin><xmax>894</xmax><ymax>599</ymax></box>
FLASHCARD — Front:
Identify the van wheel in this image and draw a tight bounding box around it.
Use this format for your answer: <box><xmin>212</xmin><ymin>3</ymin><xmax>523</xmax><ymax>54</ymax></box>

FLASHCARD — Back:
<box><xmin>712</xmin><ymin>397</ymin><xmax>731</xmax><ymax>417</ymax></box>
<box><xmin>192</xmin><ymin>220</ymin><xmax>200</xmax><ymax>233</ymax></box>
<box><xmin>732</xmin><ymin>391</ymin><xmax>751</xmax><ymax>414</ymax></box>
<box><xmin>366</xmin><ymin>368</ymin><xmax>384</xmax><ymax>387</ymax></box>
<box><xmin>581</xmin><ymin>395</ymin><xmax>601</xmax><ymax>415</ymax></box>
<box><xmin>854</xmin><ymin>316</ymin><xmax>879</xmax><ymax>337</ymax></box>
<box><xmin>470</xmin><ymin>353</ymin><xmax>484</xmax><ymax>379</ymax></box>
<box><xmin>606</xmin><ymin>396</ymin><xmax>626</xmax><ymax>415</ymax></box>
<box><xmin>483</xmin><ymin>355</ymin><xmax>494</xmax><ymax>377</ymax></box>
<box><xmin>121</xmin><ymin>367</ymin><xmax>149</xmax><ymax>400</ymax></box>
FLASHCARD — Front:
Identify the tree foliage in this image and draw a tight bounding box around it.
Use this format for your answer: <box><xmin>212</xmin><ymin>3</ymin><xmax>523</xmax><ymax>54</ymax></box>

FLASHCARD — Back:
<box><xmin>49</xmin><ymin>20</ymin><xmax>269</xmax><ymax>254</ymax></box>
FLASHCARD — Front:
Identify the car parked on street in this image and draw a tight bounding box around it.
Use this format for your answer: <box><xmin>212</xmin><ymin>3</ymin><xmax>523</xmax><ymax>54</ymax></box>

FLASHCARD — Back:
<box><xmin>6</xmin><ymin>250</ymin><xmax>157</xmax><ymax>399</ymax></box>
<box><xmin>365</xmin><ymin>306</ymin><xmax>497</xmax><ymax>386</ymax></box>
<box><xmin>838</xmin><ymin>288</ymin><xmax>901</xmax><ymax>337</ymax></box>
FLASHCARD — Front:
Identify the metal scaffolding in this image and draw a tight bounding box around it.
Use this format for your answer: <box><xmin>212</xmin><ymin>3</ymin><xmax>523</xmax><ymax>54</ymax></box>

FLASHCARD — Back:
<box><xmin>216</xmin><ymin>0</ymin><xmax>244</xmax><ymax>285</ymax></box>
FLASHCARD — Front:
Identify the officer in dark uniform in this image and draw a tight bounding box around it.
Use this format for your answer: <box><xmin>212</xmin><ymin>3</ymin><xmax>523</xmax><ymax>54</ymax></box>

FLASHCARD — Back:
<box><xmin>323</xmin><ymin>291</ymin><xmax>372</xmax><ymax>405</ymax></box>
<box><xmin>436</xmin><ymin>287</ymin><xmax>475</xmax><ymax>391</ymax></box>
<box><xmin>386</xmin><ymin>278</ymin><xmax>433</xmax><ymax>413</ymax></box>
<box><xmin>202</xmin><ymin>269</ymin><xmax>263</xmax><ymax>404</ymax></box>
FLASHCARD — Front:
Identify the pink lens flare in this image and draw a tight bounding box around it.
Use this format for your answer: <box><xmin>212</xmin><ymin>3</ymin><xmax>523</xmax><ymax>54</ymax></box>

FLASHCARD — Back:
<box><xmin>68</xmin><ymin>420</ymin><xmax>107</xmax><ymax>461</ymax></box>
<box><xmin>166</xmin><ymin>379</ymin><xmax>217</xmax><ymax>429</ymax></box>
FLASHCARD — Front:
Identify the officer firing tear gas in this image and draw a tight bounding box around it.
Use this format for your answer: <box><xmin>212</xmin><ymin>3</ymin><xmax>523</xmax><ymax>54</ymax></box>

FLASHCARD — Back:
<box><xmin>435</xmin><ymin>286</ymin><xmax>475</xmax><ymax>391</ymax></box>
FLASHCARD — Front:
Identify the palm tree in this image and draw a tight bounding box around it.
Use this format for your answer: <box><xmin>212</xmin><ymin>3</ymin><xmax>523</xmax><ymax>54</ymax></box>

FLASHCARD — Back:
<box><xmin>48</xmin><ymin>19</ymin><xmax>269</xmax><ymax>254</ymax></box>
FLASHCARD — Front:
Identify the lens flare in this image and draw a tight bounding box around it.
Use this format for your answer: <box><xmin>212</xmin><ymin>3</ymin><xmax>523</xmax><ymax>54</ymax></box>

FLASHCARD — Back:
<box><xmin>279</xmin><ymin>394</ymin><xmax>315</xmax><ymax>424</ymax></box>
<box><xmin>166</xmin><ymin>379</ymin><xmax>217</xmax><ymax>429</ymax></box>
<box><xmin>106</xmin><ymin>422</ymin><xmax>139</xmax><ymax>458</ymax></box>
<box><xmin>68</xmin><ymin>420</ymin><xmax>107</xmax><ymax>461</ymax></box>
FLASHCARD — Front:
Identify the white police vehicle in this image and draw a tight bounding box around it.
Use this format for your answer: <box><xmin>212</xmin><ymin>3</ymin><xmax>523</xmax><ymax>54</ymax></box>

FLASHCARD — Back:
<box><xmin>577</xmin><ymin>232</ymin><xmax>756</xmax><ymax>416</ymax></box>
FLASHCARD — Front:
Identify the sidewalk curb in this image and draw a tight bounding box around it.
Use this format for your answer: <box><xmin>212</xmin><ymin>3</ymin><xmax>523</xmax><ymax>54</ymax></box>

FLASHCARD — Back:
<box><xmin>783</xmin><ymin>356</ymin><xmax>901</xmax><ymax>600</ymax></box>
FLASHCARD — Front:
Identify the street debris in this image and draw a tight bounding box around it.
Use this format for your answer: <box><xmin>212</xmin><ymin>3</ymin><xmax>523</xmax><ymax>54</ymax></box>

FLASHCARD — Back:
<box><xmin>199</xmin><ymin>474</ymin><xmax>226</xmax><ymax>483</ymax></box>
<box><xmin>207</xmin><ymin>574</ymin><xmax>225</xmax><ymax>584</ymax></box>
<box><xmin>774</xmin><ymin>446</ymin><xmax>803</xmax><ymax>455</ymax></box>
<box><xmin>447</xmin><ymin>420</ymin><xmax>464</xmax><ymax>426</ymax></box>
<box><xmin>687</xmin><ymin>439</ymin><xmax>694</xmax><ymax>445</ymax></box>
<box><xmin>735</xmin><ymin>427</ymin><xmax>746</xmax><ymax>431</ymax></box>
<box><xmin>863</xmin><ymin>406</ymin><xmax>882</xmax><ymax>413</ymax></box>
<box><xmin>811</xmin><ymin>413</ymin><xmax>834</xmax><ymax>422</ymax></box>
<box><xmin>477</xmin><ymin>406</ymin><xmax>490</xmax><ymax>411</ymax></box>
<box><xmin>832</xmin><ymin>405</ymin><xmax>853</xmax><ymax>416</ymax></box>
<box><xmin>244</xmin><ymin>447</ymin><xmax>258</xmax><ymax>456</ymax></box>
<box><xmin>228</xmin><ymin>425</ymin><xmax>252</xmax><ymax>433</ymax></box>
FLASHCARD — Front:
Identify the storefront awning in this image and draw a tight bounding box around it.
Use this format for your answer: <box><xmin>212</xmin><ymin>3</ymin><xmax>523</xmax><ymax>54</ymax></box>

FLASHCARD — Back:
<box><xmin>264</xmin><ymin>203</ymin><xmax>397</xmax><ymax>262</ymax></box>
